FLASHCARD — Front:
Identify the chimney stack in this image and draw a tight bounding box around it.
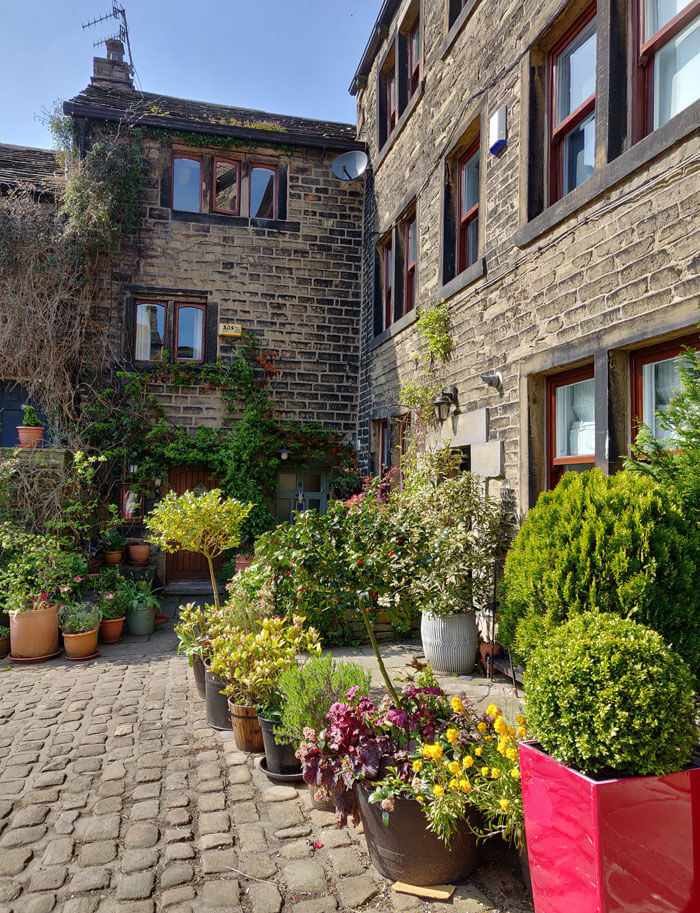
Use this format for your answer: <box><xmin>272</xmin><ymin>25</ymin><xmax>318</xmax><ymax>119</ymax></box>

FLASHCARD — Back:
<box><xmin>91</xmin><ymin>39</ymin><xmax>134</xmax><ymax>90</ymax></box>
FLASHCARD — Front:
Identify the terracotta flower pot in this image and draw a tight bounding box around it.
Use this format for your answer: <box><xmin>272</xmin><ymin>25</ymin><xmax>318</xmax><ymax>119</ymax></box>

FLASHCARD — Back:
<box><xmin>16</xmin><ymin>426</ymin><xmax>43</xmax><ymax>448</ymax></box>
<box><xmin>127</xmin><ymin>544</ymin><xmax>150</xmax><ymax>565</ymax></box>
<box><xmin>9</xmin><ymin>605</ymin><xmax>59</xmax><ymax>659</ymax></box>
<box><xmin>104</xmin><ymin>550</ymin><xmax>123</xmax><ymax>567</ymax></box>
<box><xmin>63</xmin><ymin>628</ymin><xmax>99</xmax><ymax>659</ymax></box>
<box><xmin>99</xmin><ymin>617</ymin><xmax>125</xmax><ymax>643</ymax></box>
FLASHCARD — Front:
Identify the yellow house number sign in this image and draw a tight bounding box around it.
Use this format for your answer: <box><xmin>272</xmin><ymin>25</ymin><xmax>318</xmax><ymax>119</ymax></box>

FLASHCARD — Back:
<box><xmin>219</xmin><ymin>322</ymin><xmax>242</xmax><ymax>337</ymax></box>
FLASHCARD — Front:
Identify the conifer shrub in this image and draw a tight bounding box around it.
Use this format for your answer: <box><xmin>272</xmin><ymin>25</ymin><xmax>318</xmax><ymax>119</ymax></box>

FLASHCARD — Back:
<box><xmin>525</xmin><ymin>612</ymin><xmax>697</xmax><ymax>776</ymax></box>
<box><xmin>500</xmin><ymin>469</ymin><xmax>700</xmax><ymax>678</ymax></box>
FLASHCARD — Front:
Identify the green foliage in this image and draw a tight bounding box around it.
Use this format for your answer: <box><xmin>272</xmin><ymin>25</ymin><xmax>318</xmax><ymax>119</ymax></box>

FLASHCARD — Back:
<box><xmin>500</xmin><ymin>469</ymin><xmax>700</xmax><ymax>678</ymax></box>
<box><xmin>399</xmin><ymin>300</ymin><xmax>453</xmax><ymax>424</ymax></box>
<box><xmin>627</xmin><ymin>341</ymin><xmax>700</xmax><ymax>524</ymax></box>
<box><xmin>209</xmin><ymin>615</ymin><xmax>321</xmax><ymax>708</ymax></box>
<box><xmin>146</xmin><ymin>489</ymin><xmax>253</xmax><ymax>608</ymax></box>
<box><xmin>401</xmin><ymin>471</ymin><xmax>503</xmax><ymax>617</ymax></box>
<box><xmin>121</xmin><ymin>578</ymin><xmax>160</xmax><ymax>615</ymax></box>
<box><xmin>20</xmin><ymin>405</ymin><xmax>42</xmax><ymax>427</ymax></box>
<box><xmin>0</xmin><ymin>625</ymin><xmax>9</xmax><ymax>638</ymax></box>
<box><xmin>103</xmin><ymin>531</ymin><xmax>126</xmax><ymax>551</ymax></box>
<box><xmin>525</xmin><ymin>612</ymin><xmax>697</xmax><ymax>776</ymax></box>
<box><xmin>58</xmin><ymin>602</ymin><xmax>101</xmax><ymax>634</ymax></box>
<box><xmin>273</xmin><ymin>653</ymin><xmax>372</xmax><ymax>745</ymax></box>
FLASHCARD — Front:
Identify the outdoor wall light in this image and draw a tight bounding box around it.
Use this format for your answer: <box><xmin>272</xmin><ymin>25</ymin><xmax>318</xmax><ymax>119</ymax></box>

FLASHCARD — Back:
<box><xmin>280</xmin><ymin>446</ymin><xmax>292</xmax><ymax>461</ymax></box>
<box><xmin>481</xmin><ymin>372</ymin><xmax>503</xmax><ymax>392</ymax></box>
<box><xmin>128</xmin><ymin>462</ymin><xmax>138</xmax><ymax>476</ymax></box>
<box><xmin>433</xmin><ymin>385</ymin><xmax>459</xmax><ymax>423</ymax></box>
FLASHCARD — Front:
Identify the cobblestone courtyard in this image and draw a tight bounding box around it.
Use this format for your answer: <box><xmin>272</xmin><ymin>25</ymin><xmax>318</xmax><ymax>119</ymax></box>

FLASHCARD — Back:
<box><xmin>0</xmin><ymin>614</ymin><xmax>531</xmax><ymax>913</ymax></box>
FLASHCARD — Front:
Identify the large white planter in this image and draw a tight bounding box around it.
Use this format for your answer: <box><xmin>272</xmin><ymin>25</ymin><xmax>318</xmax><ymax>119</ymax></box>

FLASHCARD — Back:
<box><xmin>420</xmin><ymin>611</ymin><xmax>478</xmax><ymax>674</ymax></box>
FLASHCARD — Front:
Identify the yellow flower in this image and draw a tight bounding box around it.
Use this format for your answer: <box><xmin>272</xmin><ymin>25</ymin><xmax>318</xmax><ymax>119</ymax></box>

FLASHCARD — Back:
<box><xmin>416</xmin><ymin>795</ymin><xmax>425</xmax><ymax>804</ymax></box>
<box><xmin>449</xmin><ymin>778</ymin><xmax>460</xmax><ymax>791</ymax></box>
<box><xmin>448</xmin><ymin>760</ymin><xmax>460</xmax><ymax>775</ymax></box>
<box><xmin>510</xmin><ymin>767</ymin><xmax>521</xmax><ymax>780</ymax></box>
<box><xmin>433</xmin><ymin>785</ymin><xmax>445</xmax><ymax>798</ymax></box>
<box><xmin>432</xmin><ymin>744</ymin><xmax>443</xmax><ymax>760</ymax></box>
<box><xmin>494</xmin><ymin>717</ymin><xmax>507</xmax><ymax>735</ymax></box>
<box><xmin>506</xmin><ymin>747</ymin><xmax>517</xmax><ymax>761</ymax></box>
<box><xmin>446</xmin><ymin>728</ymin><xmax>459</xmax><ymax>745</ymax></box>
<box><xmin>481</xmin><ymin>766</ymin><xmax>489</xmax><ymax>777</ymax></box>
<box><xmin>484</xmin><ymin>735</ymin><xmax>493</xmax><ymax>742</ymax></box>
<box><xmin>485</xmin><ymin>703</ymin><xmax>499</xmax><ymax>717</ymax></box>
<box><xmin>475</xmin><ymin>746</ymin><xmax>483</xmax><ymax>757</ymax></box>
<box><xmin>491</xmin><ymin>768</ymin><xmax>500</xmax><ymax>779</ymax></box>
<box><xmin>422</xmin><ymin>745</ymin><xmax>432</xmax><ymax>758</ymax></box>
<box><xmin>517</xmin><ymin>726</ymin><xmax>527</xmax><ymax>739</ymax></box>
<box><xmin>477</xmin><ymin>722</ymin><xmax>488</xmax><ymax>733</ymax></box>
<box><xmin>499</xmin><ymin>799</ymin><xmax>509</xmax><ymax>812</ymax></box>
<box><xmin>462</xmin><ymin>755</ymin><xmax>474</xmax><ymax>769</ymax></box>
<box><xmin>460</xmin><ymin>778</ymin><xmax>472</xmax><ymax>793</ymax></box>
<box><xmin>451</xmin><ymin>697</ymin><xmax>464</xmax><ymax>713</ymax></box>
<box><xmin>515</xmin><ymin>714</ymin><xmax>525</xmax><ymax>726</ymax></box>
<box><xmin>412</xmin><ymin>759</ymin><xmax>423</xmax><ymax>773</ymax></box>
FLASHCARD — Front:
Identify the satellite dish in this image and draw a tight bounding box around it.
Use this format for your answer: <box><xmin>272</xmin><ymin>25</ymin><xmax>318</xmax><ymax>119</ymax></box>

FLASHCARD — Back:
<box><xmin>331</xmin><ymin>150</ymin><xmax>369</xmax><ymax>181</ymax></box>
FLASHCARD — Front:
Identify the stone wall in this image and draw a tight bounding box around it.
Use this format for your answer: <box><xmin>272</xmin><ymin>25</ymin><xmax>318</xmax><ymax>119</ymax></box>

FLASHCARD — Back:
<box><xmin>355</xmin><ymin>0</ymin><xmax>700</xmax><ymax>517</ymax></box>
<box><xmin>104</xmin><ymin>134</ymin><xmax>364</xmax><ymax>435</ymax></box>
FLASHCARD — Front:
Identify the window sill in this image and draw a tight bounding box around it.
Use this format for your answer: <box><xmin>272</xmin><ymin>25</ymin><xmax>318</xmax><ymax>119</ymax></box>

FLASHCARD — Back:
<box><xmin>515</xmin><ymin>98</ymin><xmax>700</xmax><ymax>248</ymax></box>
<box><xmin>437</xmin><ymin>257</ymin><xmax>485</xmax><ymax>302</ymax></box>
<box><xmin>441</xmin><ymin>0</ymin><xmax>483</xmax><ymax>59</ymax></box>
<box><xmin>374</xmin><ymin>84</ymin><xmax>424</xmax><ymax>173</ymax></box>
<box><xmin>370</xmin><ymin>307</ymin><xmax>418</xmax><ymax>351</ymax></box>
<box><xmin>171</xmin><ymin>210</ymin><xmax>300</xmax><ymax>232</ymax></box>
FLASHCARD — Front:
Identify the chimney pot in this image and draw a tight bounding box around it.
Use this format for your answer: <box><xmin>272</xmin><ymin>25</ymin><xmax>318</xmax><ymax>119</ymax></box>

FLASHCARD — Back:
<box><xmin>105</xmin><ymin>39</ymin><xmax>124</xmax><ymax>63</ymax></box>
<box><xmin>91</xmin><ymin>38</ymin><xmax>133</xmax><ymax>90</ymax></box>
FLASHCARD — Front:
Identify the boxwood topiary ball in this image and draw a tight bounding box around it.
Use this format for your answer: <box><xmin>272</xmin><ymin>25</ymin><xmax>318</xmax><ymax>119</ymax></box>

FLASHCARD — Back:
<box><xmin>525</xmin><ymin>611</ymin><xmax>697</xmax><ymax>777</ymax></box>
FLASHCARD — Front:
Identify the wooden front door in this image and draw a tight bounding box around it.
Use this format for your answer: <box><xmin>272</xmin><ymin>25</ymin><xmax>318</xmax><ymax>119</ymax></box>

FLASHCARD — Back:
<box><xmin>166</xmin><ymin>467</ymin><xmax>220</xmax><ymax>581</ymax></box>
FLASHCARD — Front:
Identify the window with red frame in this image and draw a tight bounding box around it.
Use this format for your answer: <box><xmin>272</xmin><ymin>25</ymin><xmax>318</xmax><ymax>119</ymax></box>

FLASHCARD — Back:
<box><xmin>631</xmin><ymin>334</ymin><xmax>700</xmax><ymax>442</ymax></box>
<box><xmin>373</xmin><ymin>418</ymin><xmax>391</xmax><ymax>475</ymax></box>
<box><xmin>638</xmin><ymin>0</ymin><xmax>700</xmax><ymax>133</ymax></box>
<box><xmin>549</xmin><ymin>7</ymin><xmax>597</xmax><ymax>203</ymax></box>
<box><xmin>404</xmin><ymin>214</ymin><xmax>417</xmax><ymax>315</ymax></box>
<box><xmin>174</xmin><ymin>303</ymin><xmax>205</xmax><ymax>363</ymax></box>
<box><xmin>546</xmin><ymin>366</ymin><xmax>595</xmax><ymax>488</ymax></box>
<box><xmin>380</xmin><ymin>237</ymin><xmax>394</xmax><ymax>330</ymax></box>
<box><xmin>457</xmin><ymin>142</ymin><xmax>479</xmax><ymax>273</ymax></box>
<box><xmin>408</xmin><ymin>18</ymin><xmax>420</xmax><ymax>97</ymax></box>
<box><xmin>213</xmin><ymin>159</ymin><xmax>240</xmax><ymax>214</ymax></box>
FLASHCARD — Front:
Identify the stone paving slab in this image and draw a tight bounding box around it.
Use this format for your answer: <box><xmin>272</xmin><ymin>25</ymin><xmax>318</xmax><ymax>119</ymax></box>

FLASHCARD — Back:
<box><xmin>0</xmin><ymin>603</ymin><xmax>530</xmax><ymax>913</ymax></box>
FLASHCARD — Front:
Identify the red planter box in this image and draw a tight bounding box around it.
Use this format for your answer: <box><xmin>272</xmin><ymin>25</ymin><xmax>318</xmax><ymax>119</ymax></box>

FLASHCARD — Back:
<box><xmin>519</xmin><ymin>740</ymin><xmax>700</xmax><ymax>913</ymax></box>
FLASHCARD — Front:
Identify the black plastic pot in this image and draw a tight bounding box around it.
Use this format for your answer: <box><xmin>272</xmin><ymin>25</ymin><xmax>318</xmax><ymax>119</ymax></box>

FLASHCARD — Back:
<box><xmin>355</xmin><ymin>781</ymin><xmax>479</xmax><ymax>885</ymax></box>
<box><xmin>257</xmin><ymin>715</ymin><xmax>302</xmax><ymax>775</ymax></box>
<box><xmin>192</xmin><ymin>655</ymin><xmax>206</xmax><ymax>699</ymax></box>
<box><xmin>205</xmin><ymin>670</ymin><xmax>231</xmax><ymax>730</ymax></box>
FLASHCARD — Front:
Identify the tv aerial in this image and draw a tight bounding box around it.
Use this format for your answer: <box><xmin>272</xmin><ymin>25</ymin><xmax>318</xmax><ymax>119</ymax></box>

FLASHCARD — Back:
<box><xmin>82</xmin><ymin>3</ymin><xmax>135</xmax><ymax>75</ymax></box>
<box><xmin>331</xmin><ymin>150</ymin><xmax>369</xmax><ymax>181</ymax></box>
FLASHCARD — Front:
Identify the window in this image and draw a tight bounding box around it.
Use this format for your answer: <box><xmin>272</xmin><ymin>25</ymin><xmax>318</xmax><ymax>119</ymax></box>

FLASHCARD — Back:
<box><xmin>404</xmin><ymin>213</ymin><xmax>417</xmax><ymax>314</ymax></box>
<box><xmin>408</xmin><ymin>18</ymin><xmax>420</xmax><ymax>97</ymax></box>
<box><xmin>172</xmin><ymin>156</ymin><xmax>201</xmax><ymax>212</ymax></box>
<box><xmin>547</xmin><ymin>367</ymin><xmax>595</xmax><ymax>487</ymax></box>
<box><xmin>380</xmin><ymin>236</ymin><xmax>393</xmax><ymax>331</ymax></box>
<box><xmin>175</xmin><ymin>304</ymin><xmax>205</xmax><ymax>362</ymax></box>
<box><xmin>250</xmin><ymin>165</ymin><xmax>277</xmax><ymax>219</ymax></box>
<box><xmin>631</xmin><ymin>336</ymin><xmax>700</xmax><ymax>440</ymax></box>
<box><xmin>379</xmin><ymin>49</ymin><xmax>397</xmax><ymax>148</ymax></box>
<box><xmin>549</xmin><ymin>8</ymin><xmax>597</xmax><ymax>202</ymax></box>
<box><xmin>371</xmin><ymin>415</ymin><xmax>411</xmax><ymax>478</ymax></box>
<box><xmin>448</xmin><ymin>0</ymin><xmax>469</xmax><ymax>27</ymax></box>
<box><xmin>133</xmin><ymin>298</ymin><xmax>210</xmax><ymax>365</ymax></box>
<box><xmin>213</xmin><ymin>159</ymin><xmax>240</xmax><ymax>215</ymax></box>
<box><xmin>458</xmin><ymin>143</ymin><xmax>480</xmax><ymax>273</ymax></box>
<box><xmin>171</xmin><ymin>153</ymin><xmax>280</xmax><ymax>220</ymax></box>
<box><xmin>134</xmin><ymin>301</ymin><xmax>166</xmax><ymax>362</ymax></box>
<box><xmin>640</xmin><ymin>1</ymin><xmax>700</xmax><ymax>131</ymax></box>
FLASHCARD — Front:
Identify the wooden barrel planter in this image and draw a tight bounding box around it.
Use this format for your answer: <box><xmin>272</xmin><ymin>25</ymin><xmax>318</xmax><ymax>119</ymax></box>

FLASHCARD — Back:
<box><xmin>228</xmin><ymin>700</ymin><xmax>264</xmax><ymax>752</ymax></box>
<box><xmin>205</xmin><ymin>671</ymin><xmax>232</xmax><ymax>730</ymax></box>
<box><xmin>355</xmin><ymin>781</ymin><xmax>480</xmax><ymax>885</ymax></box>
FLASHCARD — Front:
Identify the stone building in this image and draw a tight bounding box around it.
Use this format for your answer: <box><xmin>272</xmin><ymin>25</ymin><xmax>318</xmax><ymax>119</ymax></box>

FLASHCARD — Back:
<box><xmin>352</xmin><ymin>0</ymin><xmax>700</xmax><ymax>515</ymax></box>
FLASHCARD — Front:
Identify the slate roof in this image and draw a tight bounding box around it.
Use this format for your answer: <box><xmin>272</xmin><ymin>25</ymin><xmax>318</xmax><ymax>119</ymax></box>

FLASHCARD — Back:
<box><xmin>64</xmin><ymin>84</ymin><xmax>363</xmax><ymax>152</ymax></box>
<box><xmin>0</xmin><ymin>144</ymin><xmax>61</xmax><ymax>191</ymax></box>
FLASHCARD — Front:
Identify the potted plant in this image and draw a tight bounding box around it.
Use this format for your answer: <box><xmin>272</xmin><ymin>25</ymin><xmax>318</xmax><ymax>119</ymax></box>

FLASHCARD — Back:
<box><xmin>210</xmin><ymin>614</ymin><xmax>320</xmax><ymax>753</ymax></box>
<box><xmin>103</xmin><ymin>531</ymin><xmax>127</xmax><ymax>567</ymax></box>
<box><xmin>174</xmin><ymin>601</ymin><xmax>212</xmax><ymax>698</ymax></box>
<box><xmin>403</xmin><ymin>469</ymin><xmax>503</xmax><ymax>674</ymax></box>
<box><xmin>0</xmin><ymin>624</ymin><xmax>9</xmax><ymax>657</ymax></box>
<box><xmin>298</xmin><ymin>675</ymin><xmax>482</xmax><ymax>885</ymax></box>
<box><xmin>123</xmin><ymin>578</ymin><xmax>160</xmax><ymax>636</ymax></box>
<box><xmin>127</xmin><ymin>538</ymin><xmax>150</xmax><ymax>566</ymax></box>
<box><xmin>519</xmin><ymin>611</ymin><xmax>699</xmax><ymax>913</ymax></box>
<box><xmin>16</xmin><ymin>404</ymin><xmax>44</xmax><ymax>448</ymax></box>
<box><xmin>58</xmin><ymin>602</ymin><xmax>101</xmax><ymax>659</ymax></box>
<box><xmin>273</xmin><ymin>653</ymin><xmax>371</xmax><ymax>796</ymax></box>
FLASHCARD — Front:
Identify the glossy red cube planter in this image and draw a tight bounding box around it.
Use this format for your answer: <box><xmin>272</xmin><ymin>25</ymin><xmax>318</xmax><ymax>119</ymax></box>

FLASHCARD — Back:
<box><xmin>519</xmin><ymin>740</ymin><xmax>700</xmax><ymax>913</ymax></box>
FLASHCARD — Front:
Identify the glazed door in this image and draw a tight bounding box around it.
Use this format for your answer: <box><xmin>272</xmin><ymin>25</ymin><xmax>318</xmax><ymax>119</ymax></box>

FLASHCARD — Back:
<box><xmin>275</xmin><ymin>468</ymin><xmax>329</xmax><ymax>524</ymax></box>
<box><xmin>166</xmin><ymin>467</ymin><xmax>220</xmax><ymax>581</ymax></box>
